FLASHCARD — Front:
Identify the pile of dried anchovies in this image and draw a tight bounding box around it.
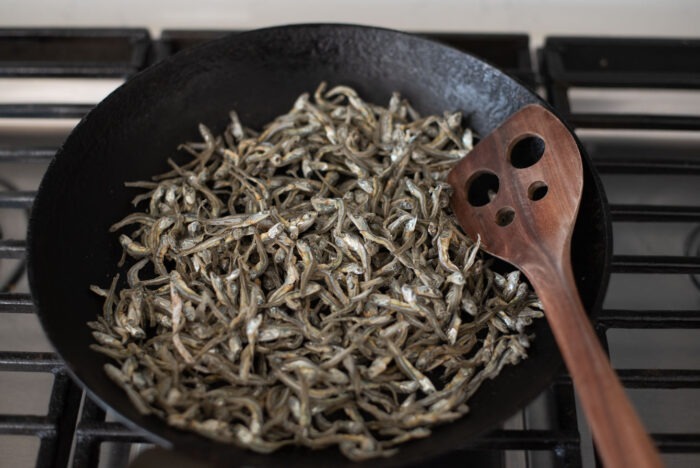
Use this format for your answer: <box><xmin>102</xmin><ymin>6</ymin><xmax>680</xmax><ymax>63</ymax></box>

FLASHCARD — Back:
<box><xmin>90</xmin><ymin>84</ymin><xmax>543</xmax><ymax>460</ymax></box>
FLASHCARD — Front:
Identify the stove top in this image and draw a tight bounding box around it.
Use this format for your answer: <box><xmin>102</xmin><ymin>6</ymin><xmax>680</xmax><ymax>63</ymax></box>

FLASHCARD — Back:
<box><xmin>0</xmin><ymin>29</ymin><xmax>698</xmax><ymax>468</ymax></box>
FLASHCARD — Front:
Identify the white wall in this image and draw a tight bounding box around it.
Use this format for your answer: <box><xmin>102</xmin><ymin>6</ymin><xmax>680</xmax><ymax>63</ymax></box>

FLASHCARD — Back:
<box><xmin>1</xmin><ymin>0</ymin><xmax>698</xmax><ymax>46</ymax></box>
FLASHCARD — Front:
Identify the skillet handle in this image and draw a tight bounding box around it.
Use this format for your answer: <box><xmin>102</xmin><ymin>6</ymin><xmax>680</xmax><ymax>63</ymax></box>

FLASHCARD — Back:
<box><xmin>527</xmin><ymin>256</ymin><xmax>664</xmax><ymax>468</ymax></box>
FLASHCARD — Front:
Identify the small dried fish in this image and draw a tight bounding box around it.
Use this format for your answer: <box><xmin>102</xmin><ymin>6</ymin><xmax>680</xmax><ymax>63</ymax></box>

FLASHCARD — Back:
<box><xmin>91</xmin><ymin>83</ymin><xmax>543</xmax><ymax>461</ymax></box>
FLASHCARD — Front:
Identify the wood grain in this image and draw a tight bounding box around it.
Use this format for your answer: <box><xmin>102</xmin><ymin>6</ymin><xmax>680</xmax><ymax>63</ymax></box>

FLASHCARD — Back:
<box><xmin>448</xmin><ymin>105</ymin><xmax>663</xmax><ymax>468</ymax></box>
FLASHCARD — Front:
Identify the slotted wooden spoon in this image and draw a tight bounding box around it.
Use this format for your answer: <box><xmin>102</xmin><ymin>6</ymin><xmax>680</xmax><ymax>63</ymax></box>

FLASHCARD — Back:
<box><xmin>447</xmin><ymin>104</ymin><xmax>663</xmax><ymax>468</ymax></box>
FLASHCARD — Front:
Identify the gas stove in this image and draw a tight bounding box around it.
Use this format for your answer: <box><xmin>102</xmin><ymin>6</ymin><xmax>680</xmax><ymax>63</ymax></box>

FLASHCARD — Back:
<box><xmin>0</xmin><ymin>29</ymin><xmax>698</xmax><ymax>468</ymax></box>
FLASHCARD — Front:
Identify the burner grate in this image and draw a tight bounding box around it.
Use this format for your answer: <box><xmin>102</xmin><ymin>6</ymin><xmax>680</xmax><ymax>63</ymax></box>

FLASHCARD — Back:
<box><xmin>542</xmin><ymin>36</ymin><xmax>700</xmax><ymax>466</ymax></box>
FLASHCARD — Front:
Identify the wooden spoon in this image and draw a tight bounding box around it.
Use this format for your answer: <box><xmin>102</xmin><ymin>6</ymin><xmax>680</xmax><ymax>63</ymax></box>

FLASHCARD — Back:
<box><xmin>447</xmin><ymin>104</ymin><xmax>663</xmax><ymax>468</ymax></box>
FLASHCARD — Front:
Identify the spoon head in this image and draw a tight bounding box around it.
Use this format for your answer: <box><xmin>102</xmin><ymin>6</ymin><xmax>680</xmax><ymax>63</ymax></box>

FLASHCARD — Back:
<box><xmin>447</xmin><ymin>104</ymin><xmax>583</xmax><ymax>270</ymax></box>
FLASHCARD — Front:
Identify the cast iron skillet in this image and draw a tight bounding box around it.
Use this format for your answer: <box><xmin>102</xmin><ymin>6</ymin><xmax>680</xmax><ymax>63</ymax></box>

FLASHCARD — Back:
<box><xmin>28</xmin><ymin>24</ymin><xmax>611</xmax><ymax>467</ymax></box>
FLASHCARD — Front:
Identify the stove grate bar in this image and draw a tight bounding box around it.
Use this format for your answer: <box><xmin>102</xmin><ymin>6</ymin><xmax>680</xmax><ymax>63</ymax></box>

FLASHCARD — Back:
<box><xmin>0</xmin><ymin>148</ymin><xmax>56</xmax><ymax>163</ymax></box>
<box><xmin>0</xmin><ymin>28</ymin><xmax>151</xmax><ymax>78</ymax></box>
<box><xmin>0</xmin><ymin>293</ymin><xmax>34</xmax><ymax>313</ymax></box>
<box><xmin>611</xmin><ymin>255</ymin><xmax>700</xmax><ymax>274</ymax></box>
<box><xmin>0</xmin><ymin>190</ymin><xmax>35</xmax><ymax>209</ymax></box>
<box><xmin>599</xmin><ymin>309</ymin><xmax>700</xmax><ymax>329</ymax></box>
<box><xmin>610</xmin><ymin>205</ymin><xmax>700</xmax><ymax>223</ymax></box>
<box><xmin>0</xmin><ymin>239</ymin><xmax>26</xmax><ymax>258</ymax></box>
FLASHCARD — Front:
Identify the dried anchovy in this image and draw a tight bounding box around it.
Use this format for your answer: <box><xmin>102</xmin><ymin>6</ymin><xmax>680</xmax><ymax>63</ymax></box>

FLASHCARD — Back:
<box><xmin>91</xmin><ymin>83</ymin><xmax>543</xmax><ymax>461</ymax></box>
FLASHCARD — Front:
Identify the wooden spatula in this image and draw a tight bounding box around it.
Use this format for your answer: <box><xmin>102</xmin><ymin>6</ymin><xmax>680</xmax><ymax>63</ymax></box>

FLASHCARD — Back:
<box><xmin>447</xmin><ymin>104</ymin><xmax>663</xmax><ymax>468</ymax></box>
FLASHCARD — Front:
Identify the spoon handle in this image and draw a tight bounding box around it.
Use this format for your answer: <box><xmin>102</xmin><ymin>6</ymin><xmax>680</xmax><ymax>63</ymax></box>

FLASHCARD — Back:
<box><xmin>530</xmin><ymin>257</ymin><xmax>664</xmax><ymax>468</ymax></box>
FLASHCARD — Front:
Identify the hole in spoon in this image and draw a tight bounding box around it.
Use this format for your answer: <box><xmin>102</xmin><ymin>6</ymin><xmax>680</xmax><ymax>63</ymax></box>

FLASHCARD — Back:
<box><xmin>495</xmin><ymin>207</ymin><xmax>515</xmax><ymax>226</ymax></box>
<box><xmin>466</xmin><ymin>171</ymin><xmax>499</xmax><ymax>207</ymax></box>
<box><xmin>510</xmin><ymin>135</ymin><xmax>545</xmax><ymax>168</ymax></box>
<box><xmin>528</xmin><ymin>181</ymin><xmax>548</xmax><ymax>201</ymax></box>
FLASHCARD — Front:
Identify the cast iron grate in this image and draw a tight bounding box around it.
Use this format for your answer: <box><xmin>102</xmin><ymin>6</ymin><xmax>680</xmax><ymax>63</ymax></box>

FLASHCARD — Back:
<box><xmin>0</xmin><ymin>28</ymin><xmax>153</xmax><ymax>468</ymax></box>
<box><xmin>541</xmin><ymin>36</ymin><xmax>700</xmax><ymax>465</ymax></box>
<box><xmin>0</xmin><ymin>29</ymin><xmax>698</xmax><ymax>468</ymax></box>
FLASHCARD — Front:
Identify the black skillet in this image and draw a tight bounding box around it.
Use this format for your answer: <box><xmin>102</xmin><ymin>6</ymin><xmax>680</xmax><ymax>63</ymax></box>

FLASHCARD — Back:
<box><xmin>28</xmin><ymin>24</ymin><xmax>611</xmax><ymax>467</ymax></box>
